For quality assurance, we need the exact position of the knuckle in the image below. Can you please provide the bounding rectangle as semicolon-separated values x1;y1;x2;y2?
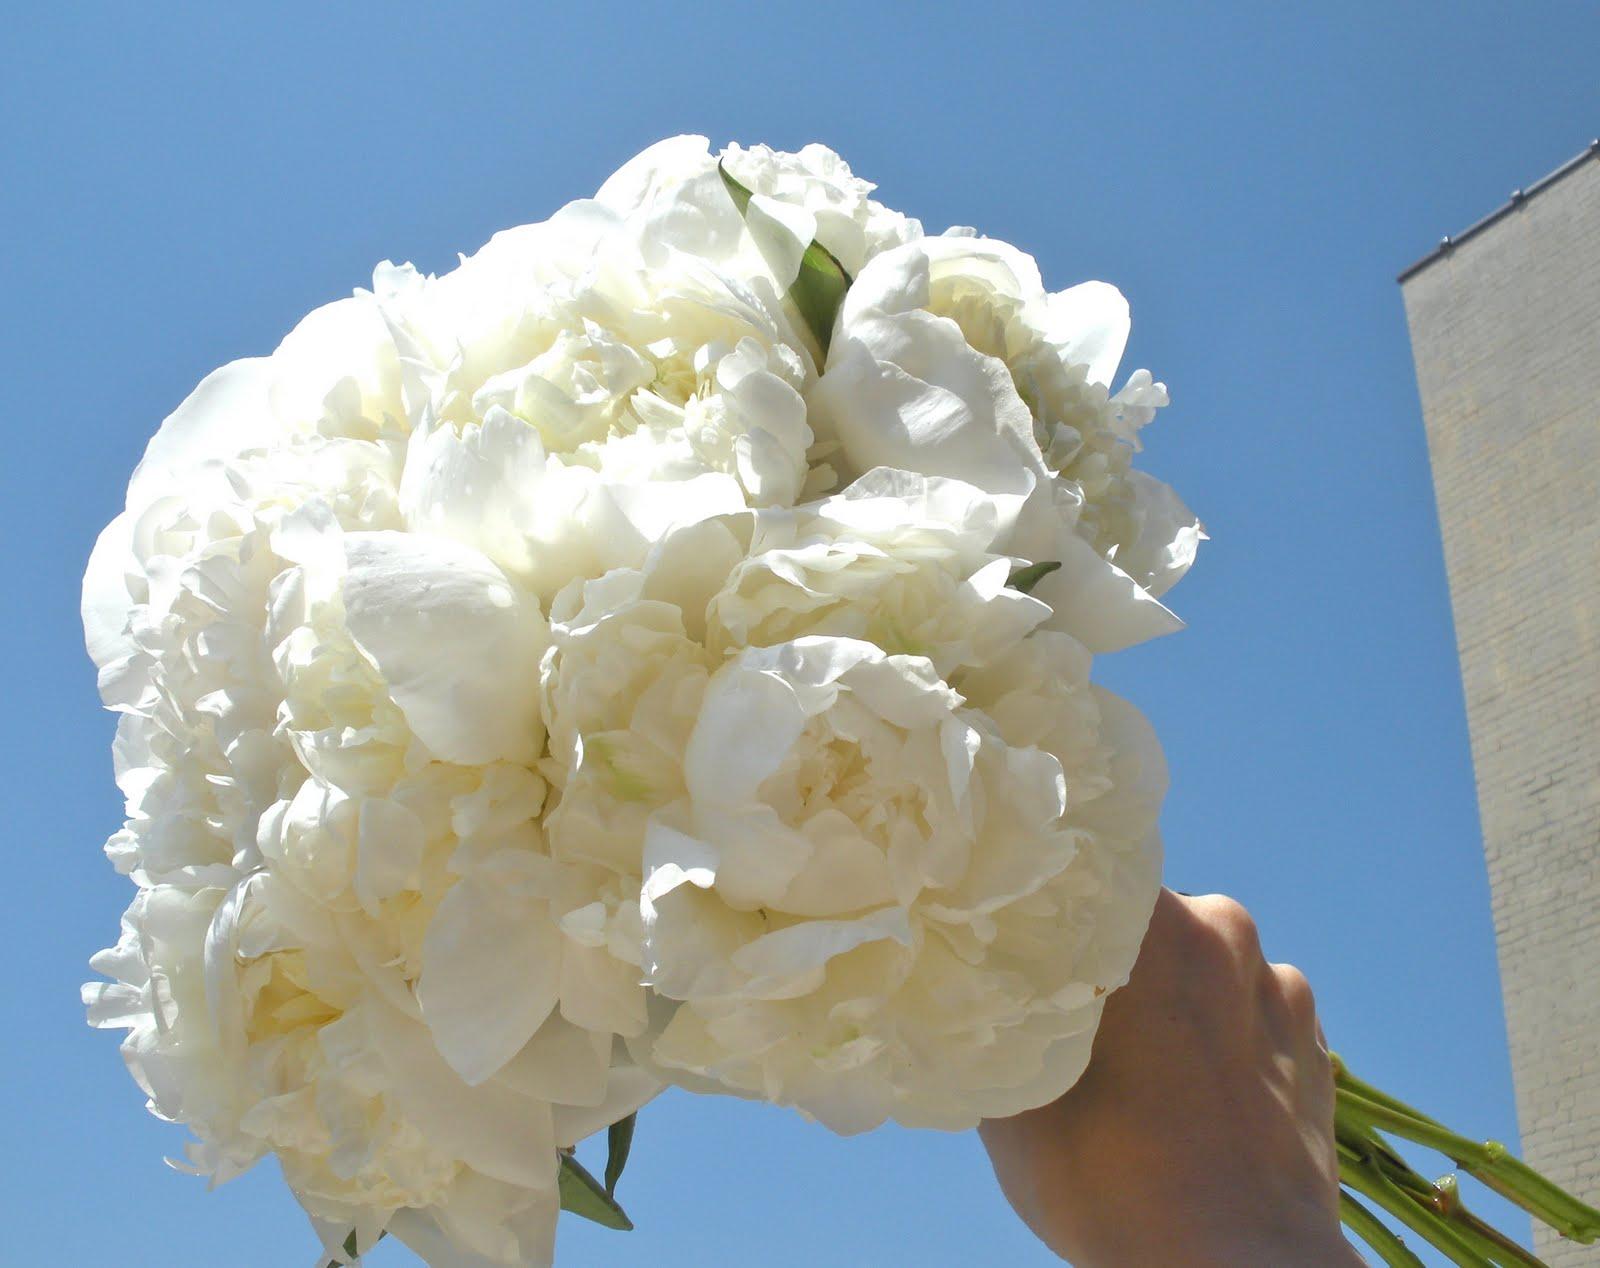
1189;893;1261;958
1271;961;1318;1019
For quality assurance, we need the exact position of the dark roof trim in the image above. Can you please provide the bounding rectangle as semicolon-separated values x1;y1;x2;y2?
1397;138;1600;283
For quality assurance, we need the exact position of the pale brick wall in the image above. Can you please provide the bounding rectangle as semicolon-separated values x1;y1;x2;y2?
1401;150;1600;1265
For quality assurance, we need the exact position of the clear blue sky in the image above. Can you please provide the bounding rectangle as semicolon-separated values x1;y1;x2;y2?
3;4;1594;1264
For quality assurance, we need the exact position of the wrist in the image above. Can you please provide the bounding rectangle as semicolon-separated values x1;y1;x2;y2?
1068;1199;1362;1268
1181;1228;1364;1268
1148;1212;1362;1268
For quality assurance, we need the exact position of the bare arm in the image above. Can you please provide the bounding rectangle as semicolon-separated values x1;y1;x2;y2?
980;890;1364;1267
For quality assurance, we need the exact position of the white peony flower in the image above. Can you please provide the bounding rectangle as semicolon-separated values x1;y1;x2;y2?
83;432;657;1264
84;136;1193;1264
718;140;923;279
705;467;1046;677
632;630;1163;1132
595;135;922;292
377;183;828;604
537;481;1165;1135
810;234;1204;653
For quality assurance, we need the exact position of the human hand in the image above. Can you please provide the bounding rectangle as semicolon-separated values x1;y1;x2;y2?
980;890;1363;1266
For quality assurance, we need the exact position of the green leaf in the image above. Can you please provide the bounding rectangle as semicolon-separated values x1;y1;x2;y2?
559;1152;635;1231
718;161;852;357
323;1228;384;1267
790;239;851;357
1008;560;1061;594
718;161;754;217
605;1111;637;1196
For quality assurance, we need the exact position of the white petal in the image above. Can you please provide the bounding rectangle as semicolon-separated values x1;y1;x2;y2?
838;235;1042;324
836;237;930;324
388;1190;558;1268
593;134;751;270
593;135;714;218
1116;470;1206;599
640;821;720;919
824;468;1014;547
1031;531;1184;654
126;357;277;510
417;877;562;1086
921;234;1045;303
368;1001;559;1191
81;510;137;677
203;875;263;1061
683;659;807;804
81;981;146;1029
399;412;553;591
400;412;747;601
1039;281;1130;387
299;1204;367;1268
600;471;749;550
493;1013;610;1106
557;942;648;1037
354;797;425;914
1080;687;1170;834
549;1062;660;1149
729;907;913;998
814;311;1041;495
341;531;546;765
269;293;399;430
744;192;817;290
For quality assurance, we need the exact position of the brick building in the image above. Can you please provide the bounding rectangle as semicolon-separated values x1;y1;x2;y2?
1400;141;1600;1264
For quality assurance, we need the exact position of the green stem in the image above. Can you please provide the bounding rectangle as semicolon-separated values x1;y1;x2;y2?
1332;1054;1447;1128
1338;1148;1494;1268
1337;1109;1450;1212
1434;1209;1542;1268
1337;1088;1599;1241
1335;1104;1501;1266
1336;1098;1552;1266
1338;1125;1496;1266
1340;1190;1428;1267
1368;1139;1445;1202
1433;1177;1549;1268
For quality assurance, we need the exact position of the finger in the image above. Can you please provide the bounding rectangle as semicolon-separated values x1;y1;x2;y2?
1268;961;1317;1029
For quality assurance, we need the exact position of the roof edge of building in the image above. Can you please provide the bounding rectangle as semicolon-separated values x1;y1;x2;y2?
1397;138;1600;284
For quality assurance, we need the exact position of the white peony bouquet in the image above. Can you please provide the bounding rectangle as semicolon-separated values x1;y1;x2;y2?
83;138;1595;1267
